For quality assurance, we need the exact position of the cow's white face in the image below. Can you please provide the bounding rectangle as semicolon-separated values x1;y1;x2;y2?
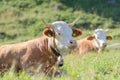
94;29;107;49
48;21;81;55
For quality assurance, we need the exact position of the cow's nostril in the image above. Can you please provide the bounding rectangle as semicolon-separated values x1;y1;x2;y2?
69;40;76;44
103;43;107;47
70;41;73;44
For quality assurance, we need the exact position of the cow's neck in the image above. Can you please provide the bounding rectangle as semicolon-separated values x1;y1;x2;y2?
49;44;61;57
48;37;60;52
48;37;63;67
48;37;71;55
48;37;61;57
93;38;101;53
36;36;63;63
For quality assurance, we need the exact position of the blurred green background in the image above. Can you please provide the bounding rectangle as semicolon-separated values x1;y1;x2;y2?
0;0;120;44
0;1;120;80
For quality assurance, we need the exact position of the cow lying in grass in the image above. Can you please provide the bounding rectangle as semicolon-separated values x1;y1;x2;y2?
75;29;112;54
0;19;82;76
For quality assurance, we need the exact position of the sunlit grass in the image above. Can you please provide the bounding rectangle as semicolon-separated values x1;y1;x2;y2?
0;0;120;80
0;49;120;80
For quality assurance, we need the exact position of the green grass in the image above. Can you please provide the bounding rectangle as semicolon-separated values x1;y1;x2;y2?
0;50;120;80
0;0;120;80
0;0;120;44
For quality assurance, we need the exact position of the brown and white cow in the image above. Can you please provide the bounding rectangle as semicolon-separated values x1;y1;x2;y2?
0;19;82;76
76;29;112;54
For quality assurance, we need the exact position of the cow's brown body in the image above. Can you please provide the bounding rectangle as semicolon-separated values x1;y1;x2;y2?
75;38;98;54
0;36;58;75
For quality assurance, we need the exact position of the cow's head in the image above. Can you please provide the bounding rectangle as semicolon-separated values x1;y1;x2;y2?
42;19;82;55
87;29;112;53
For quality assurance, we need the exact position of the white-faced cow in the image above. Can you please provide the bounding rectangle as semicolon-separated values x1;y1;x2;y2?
76;29;112;54
0;19;82;76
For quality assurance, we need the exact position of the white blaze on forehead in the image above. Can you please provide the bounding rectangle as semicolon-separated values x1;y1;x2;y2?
52;21;72;35
50;21;75;55
94;29;107;48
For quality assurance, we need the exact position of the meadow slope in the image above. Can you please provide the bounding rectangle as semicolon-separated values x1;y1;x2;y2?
0;0;120;80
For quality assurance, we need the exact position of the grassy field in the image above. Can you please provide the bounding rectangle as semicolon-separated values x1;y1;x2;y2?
0;50;120;80
0;0;120;80
0;29;120;80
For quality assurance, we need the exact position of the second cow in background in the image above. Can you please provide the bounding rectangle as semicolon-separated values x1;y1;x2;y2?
75;29;112;54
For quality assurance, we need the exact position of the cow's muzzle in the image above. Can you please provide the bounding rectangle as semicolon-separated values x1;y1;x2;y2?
102;43;107;48
69;40;77;49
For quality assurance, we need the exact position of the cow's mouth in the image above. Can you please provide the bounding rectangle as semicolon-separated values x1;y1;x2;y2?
102;45;107;48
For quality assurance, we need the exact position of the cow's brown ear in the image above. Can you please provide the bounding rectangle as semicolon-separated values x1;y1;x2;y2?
43;28;55;37
87;35;95;40
106;36;112;40
72;28;82;37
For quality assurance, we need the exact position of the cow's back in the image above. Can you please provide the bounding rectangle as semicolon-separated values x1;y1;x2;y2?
0;37;57;74
0;42;28;71
19;37;57;73
77;39;96;54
